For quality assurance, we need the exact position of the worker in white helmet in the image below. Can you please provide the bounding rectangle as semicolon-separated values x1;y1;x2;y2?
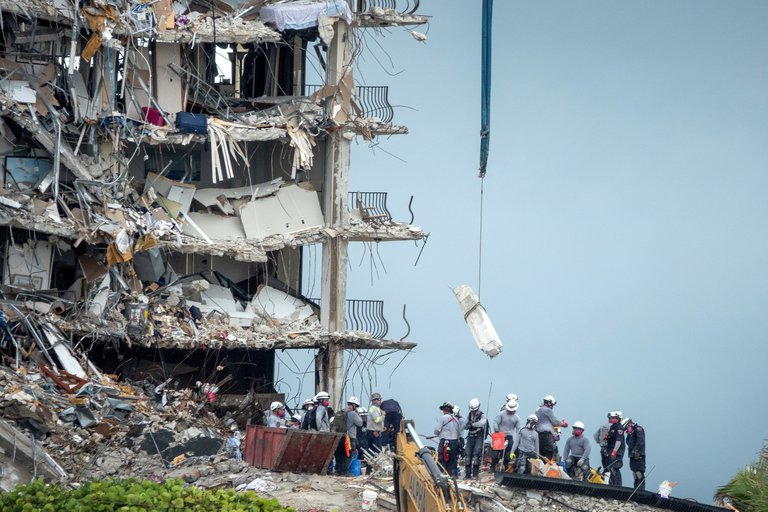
563;421;591;480
510;414;540;474
605;411;626;486
491;398;520;472
593;411;616;470
463;398;488;480
535;395;567;461
267;401;286;428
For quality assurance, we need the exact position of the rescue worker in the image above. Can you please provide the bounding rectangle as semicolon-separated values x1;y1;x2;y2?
562;421;591;481
510;414;540;474
312;391;331;432
357;407;371;474
492;398;520;471
499;393;519;411
299;398;315;429
605;411;626;486
267;401;286;428
593;412;614;470
341;397;363;475
535;395;567;461
452;405;466;477
367;392;385;454
463;398;488;480
624;418;646;490
434;402;461;477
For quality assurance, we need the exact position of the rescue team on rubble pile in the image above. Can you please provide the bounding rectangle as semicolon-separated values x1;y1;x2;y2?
262;391;399;477
260;392;646;488
434;394;646;490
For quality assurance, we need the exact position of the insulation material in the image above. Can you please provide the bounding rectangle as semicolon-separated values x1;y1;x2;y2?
3;240;53;290
239;184;323;240
453;284;503;358
251;286;317;326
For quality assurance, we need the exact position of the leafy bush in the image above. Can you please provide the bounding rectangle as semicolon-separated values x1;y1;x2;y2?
716;446;768;511
0;478;294;512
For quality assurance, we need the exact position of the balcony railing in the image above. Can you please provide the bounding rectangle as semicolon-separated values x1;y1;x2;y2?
305;85;394;124
352;0;421;14
308;298;389;339
349;191;393;224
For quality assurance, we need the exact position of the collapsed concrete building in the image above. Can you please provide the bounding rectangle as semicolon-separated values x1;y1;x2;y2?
0;0;428;484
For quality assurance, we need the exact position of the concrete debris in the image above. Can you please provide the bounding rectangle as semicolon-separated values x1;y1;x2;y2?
0;0;429;499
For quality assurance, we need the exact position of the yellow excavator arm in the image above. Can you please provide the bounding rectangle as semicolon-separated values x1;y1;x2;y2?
395;420;467;512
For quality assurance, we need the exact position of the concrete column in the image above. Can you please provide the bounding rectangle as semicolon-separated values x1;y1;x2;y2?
318;20;352;409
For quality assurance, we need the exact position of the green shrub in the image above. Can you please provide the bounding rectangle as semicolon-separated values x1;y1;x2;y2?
716;450;768;512
0;478;294;512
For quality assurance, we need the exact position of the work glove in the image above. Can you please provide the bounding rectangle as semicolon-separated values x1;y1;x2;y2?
578;458;586;467
509;452;516;461
561;420;568;428
373;431;379;438
611;450;617;458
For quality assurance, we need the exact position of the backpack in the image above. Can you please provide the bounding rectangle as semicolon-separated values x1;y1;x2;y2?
331;410;348;433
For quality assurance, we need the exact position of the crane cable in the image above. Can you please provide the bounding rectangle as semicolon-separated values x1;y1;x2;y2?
478;0;493;298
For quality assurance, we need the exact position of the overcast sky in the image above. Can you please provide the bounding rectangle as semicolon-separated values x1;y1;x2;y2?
288;0;768;501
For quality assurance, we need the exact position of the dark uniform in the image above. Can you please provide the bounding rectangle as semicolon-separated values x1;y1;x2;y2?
606;421;626;486
463;409;487;479
627;422;646;490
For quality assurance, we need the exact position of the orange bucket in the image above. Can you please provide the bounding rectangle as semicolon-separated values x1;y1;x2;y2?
491;432;506;451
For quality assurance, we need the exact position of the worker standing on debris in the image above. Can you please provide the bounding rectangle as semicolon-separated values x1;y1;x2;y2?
594;412;614;471
312;391;331;432
562;421;591;481
434;402;461;477
299;398;315;429
492;398;520;471
606;411;626;486
510;414;540;474
267;401;287;428
624;418;646;490
535;395;567;461
334;397;363;476
367;392;385;454
463;398;488;480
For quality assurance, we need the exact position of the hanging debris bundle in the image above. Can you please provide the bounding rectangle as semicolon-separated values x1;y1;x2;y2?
453;284;503;358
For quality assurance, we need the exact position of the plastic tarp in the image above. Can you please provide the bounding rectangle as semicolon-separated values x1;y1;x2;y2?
260;0;351;31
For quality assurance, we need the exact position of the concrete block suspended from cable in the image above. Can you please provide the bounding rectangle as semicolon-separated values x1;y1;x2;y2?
453;285;502;358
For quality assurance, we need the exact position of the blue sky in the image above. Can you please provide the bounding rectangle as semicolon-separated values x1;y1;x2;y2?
278;0;768;501
338;0;768;501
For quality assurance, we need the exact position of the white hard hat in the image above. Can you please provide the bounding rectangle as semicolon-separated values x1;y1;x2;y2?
527;414;538;422
469;398;480;410
270;401;284;411
453;405;461;415
505;400;518;412
505;393;518;403
303;398;315;407
573;421;585;430
357;407;367;415
609;410;623;419
347;396;361;406
621;417;631;427
315;391;330;401
543;395;557;405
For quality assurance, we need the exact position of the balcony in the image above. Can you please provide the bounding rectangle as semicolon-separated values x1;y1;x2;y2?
353;0;421;15
309;298;389;339
349;191;393;225
305;85;394;124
